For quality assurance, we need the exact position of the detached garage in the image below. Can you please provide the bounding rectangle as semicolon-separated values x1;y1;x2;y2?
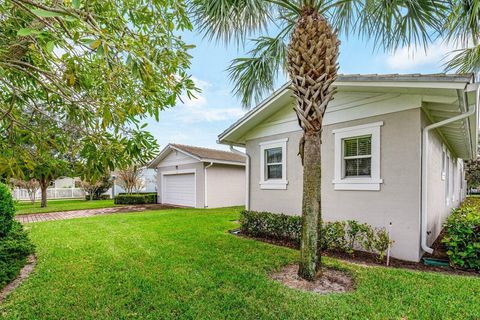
148;144;246;208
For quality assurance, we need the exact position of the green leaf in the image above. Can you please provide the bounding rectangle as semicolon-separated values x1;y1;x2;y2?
46;41;55;53
90;39;101;50
72;0;81;9
17;28;39;36
32;9;64;18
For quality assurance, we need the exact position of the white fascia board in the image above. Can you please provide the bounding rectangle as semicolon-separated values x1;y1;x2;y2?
335;81;468;90
201;159;246;166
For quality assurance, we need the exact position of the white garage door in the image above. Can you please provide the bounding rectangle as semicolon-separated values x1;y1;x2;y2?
162;173;195;207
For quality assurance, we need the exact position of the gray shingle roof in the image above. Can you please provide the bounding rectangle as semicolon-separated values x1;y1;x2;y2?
171;144;245;163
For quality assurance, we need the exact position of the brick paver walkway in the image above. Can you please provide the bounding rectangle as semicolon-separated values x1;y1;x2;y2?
16;204;176;224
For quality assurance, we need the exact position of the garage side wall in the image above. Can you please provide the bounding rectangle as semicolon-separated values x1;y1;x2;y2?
206;164;246;208
156;162;205;208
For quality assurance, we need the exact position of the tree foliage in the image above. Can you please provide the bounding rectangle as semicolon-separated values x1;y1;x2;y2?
0;0;196;177
116;166;144;195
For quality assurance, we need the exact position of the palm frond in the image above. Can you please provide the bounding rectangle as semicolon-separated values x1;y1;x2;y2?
356;0;447;52
227;32;290;108
444;45;480;73
444;0;480;46
188;0;272;44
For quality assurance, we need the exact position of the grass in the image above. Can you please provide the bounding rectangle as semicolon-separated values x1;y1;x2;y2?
1;207;479;319
15;199;119;215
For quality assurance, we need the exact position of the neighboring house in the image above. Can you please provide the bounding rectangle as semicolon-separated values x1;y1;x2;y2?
218;73;479;262
148;144;246;208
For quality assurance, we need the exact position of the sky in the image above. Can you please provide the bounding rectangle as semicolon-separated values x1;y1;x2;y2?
144;29;459;151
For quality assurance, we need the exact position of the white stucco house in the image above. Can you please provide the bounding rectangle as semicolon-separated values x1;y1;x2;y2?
148;144;246;208
218;73;479;262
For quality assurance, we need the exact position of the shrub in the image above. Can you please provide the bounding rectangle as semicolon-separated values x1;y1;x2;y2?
0;221;35;287
240;210;393;260
0;182;35;287
442;205;480;270
85;194;111;201
0;182;15;237
239;210;301;245
114;193;157;205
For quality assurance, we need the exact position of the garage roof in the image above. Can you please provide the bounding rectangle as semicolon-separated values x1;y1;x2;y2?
148;143;245;168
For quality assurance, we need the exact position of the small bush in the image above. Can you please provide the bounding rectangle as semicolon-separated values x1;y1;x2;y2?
0;183;15;237
442;205;480;270
0;221;35;287
0;182;35;287
85;194;111;201
240;210;393;260
114;193;157;205
239;210;301;245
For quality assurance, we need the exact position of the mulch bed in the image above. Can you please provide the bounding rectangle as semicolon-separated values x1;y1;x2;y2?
270;264;354;294
0;255;37;304
229;230;479;277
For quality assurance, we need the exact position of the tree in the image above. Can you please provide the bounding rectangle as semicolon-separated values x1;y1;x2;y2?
80;175;112;200
116;166;144;195
0;0;197;177
11;178;40;204
444;0;480;73
189;0;446;280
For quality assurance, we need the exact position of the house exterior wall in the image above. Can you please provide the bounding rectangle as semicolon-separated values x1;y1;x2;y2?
422;112;467;246
156;162;205;208
206;164;245;208
246;109;425;261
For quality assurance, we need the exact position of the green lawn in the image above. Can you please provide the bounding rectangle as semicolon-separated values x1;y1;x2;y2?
15;199;119;215
1;207;479;319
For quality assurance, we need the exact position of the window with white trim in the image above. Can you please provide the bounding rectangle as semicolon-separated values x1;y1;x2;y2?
333;122;383;191
259;138;288;189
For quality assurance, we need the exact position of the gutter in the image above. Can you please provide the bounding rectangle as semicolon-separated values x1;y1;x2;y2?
204;162;214;208
230;146;250;210
420;86;478;254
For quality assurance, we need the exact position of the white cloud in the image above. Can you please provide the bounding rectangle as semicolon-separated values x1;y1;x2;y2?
386;41;459;71
176;76;245;123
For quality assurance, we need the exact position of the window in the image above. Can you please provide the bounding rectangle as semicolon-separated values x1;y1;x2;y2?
259;138;288;189
343;136;372;177
333;122;383;191
441;146;446;180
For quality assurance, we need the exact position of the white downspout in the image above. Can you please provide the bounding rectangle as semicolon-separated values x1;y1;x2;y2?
421;87;477;254
230;146;250;210
204;162;214;208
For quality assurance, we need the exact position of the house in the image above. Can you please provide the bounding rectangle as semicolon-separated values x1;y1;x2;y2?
148;144;246;208
218;73;479;262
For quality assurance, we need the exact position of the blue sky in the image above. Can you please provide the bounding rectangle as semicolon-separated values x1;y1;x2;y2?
145;30;456;151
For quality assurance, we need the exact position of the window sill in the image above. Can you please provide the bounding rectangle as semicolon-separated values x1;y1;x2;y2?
260;180;288;190
332;178;383;191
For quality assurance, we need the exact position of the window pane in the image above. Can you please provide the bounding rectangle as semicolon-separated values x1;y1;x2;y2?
344;138;358;157
357;137;371;156
266;147;282;164
345;158;371;177
267;164;282;179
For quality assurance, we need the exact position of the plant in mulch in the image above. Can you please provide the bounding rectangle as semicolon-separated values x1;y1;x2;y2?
0;182;35;288
442;205;480;271
239;210;393;262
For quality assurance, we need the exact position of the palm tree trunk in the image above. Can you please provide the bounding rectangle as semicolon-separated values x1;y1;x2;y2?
287;8;339;280
298;131;322;280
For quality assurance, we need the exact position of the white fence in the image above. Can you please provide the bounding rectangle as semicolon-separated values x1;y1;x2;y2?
12;188;85;201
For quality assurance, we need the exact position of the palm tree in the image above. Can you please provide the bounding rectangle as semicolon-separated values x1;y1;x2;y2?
189;0;446;281
444;0;480;73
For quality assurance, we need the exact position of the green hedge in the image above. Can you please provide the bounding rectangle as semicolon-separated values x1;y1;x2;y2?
0;182;35;288
240;210;393;260
114;193;157;205
442;204;480;270
85;194;111;201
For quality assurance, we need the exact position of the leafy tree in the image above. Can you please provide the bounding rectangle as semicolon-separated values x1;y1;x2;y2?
116;166;144;195
80;175;112;200
10;178;40;204
189;0;446;280
0;0;196;176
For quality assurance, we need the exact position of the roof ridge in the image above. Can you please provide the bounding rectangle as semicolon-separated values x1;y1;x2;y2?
171;143;238;154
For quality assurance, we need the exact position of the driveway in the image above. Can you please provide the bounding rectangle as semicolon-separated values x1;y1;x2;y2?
16;204;176;223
